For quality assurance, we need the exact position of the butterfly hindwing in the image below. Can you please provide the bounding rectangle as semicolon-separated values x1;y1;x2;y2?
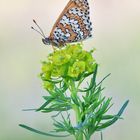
49;0;92;46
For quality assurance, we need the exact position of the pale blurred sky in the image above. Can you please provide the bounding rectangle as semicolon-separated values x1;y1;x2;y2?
0;0;140;140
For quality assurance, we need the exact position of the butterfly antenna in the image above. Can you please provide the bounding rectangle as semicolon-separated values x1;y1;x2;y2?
31;26;45;38
33;19;46;37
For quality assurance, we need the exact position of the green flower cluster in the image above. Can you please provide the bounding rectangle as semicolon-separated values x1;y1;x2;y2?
40;43;97;90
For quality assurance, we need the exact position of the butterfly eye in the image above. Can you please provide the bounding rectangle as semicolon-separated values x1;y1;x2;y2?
42;38;46;44
42;38;50;45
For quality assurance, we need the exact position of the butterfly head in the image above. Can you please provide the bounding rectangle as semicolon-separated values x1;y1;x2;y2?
42;37;51;45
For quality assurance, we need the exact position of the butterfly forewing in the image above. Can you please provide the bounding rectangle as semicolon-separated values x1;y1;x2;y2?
49;0;92;46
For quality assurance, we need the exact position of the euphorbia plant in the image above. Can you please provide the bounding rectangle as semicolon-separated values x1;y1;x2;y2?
20;43;129;140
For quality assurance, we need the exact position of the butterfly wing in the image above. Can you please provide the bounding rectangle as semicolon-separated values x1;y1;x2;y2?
49;0;92;46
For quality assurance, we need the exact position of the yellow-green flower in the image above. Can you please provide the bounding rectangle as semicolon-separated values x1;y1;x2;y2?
42;62;52;72
66;44;82;59
78;51;95;63
43;81;54;91
51;64;67;77
40;43;97;82
86;63;97;73
68;61;86;78
52;50;71;66
41;62;53;80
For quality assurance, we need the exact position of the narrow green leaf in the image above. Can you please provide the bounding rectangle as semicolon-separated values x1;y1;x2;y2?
19;124;70;137
97;98;112;116
78;64;98;92
96;100;129;130
41;76;63;84
96;73;111;87
84;97;105;114
43;96;53;100
117;100;129;116
22;109;36;111
101;115;116;120
90;64;98;87
41;106;71;112
36;98;54;111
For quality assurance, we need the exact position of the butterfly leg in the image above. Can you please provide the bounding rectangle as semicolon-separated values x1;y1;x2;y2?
52;46;56;51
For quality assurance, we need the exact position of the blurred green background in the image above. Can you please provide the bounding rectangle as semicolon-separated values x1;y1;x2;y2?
0;0;139;140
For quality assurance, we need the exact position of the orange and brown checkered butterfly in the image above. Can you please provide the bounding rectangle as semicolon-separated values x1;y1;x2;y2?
32;0;93;47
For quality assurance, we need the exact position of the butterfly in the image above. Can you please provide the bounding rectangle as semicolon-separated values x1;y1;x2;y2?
32;0;93;47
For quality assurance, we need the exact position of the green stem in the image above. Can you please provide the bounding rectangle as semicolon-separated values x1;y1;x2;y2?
74;107;83;140
73;104;81;123
70;80;84;140
101;131;103;140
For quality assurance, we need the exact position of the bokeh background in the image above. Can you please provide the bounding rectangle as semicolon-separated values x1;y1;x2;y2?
0;0;139;140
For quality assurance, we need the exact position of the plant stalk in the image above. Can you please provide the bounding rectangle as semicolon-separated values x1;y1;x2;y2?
70;80;84;140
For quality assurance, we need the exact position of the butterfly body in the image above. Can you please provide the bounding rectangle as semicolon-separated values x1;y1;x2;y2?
33;0;93;48
42;36;68;46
